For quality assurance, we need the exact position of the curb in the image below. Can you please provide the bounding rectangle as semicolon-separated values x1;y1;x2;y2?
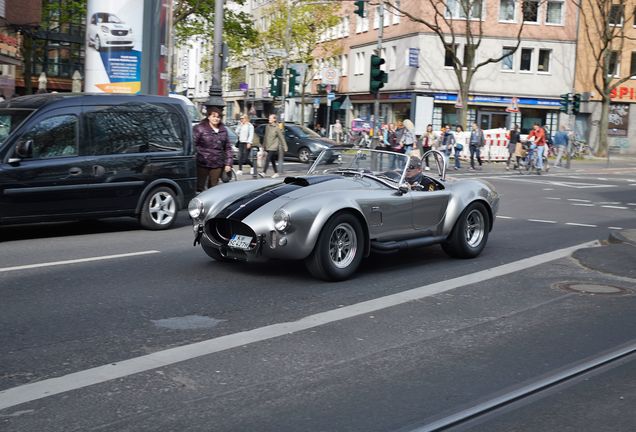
608;229;636;246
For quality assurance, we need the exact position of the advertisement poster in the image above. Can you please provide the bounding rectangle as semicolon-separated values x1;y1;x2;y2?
85;0;143;93
608;104;629;137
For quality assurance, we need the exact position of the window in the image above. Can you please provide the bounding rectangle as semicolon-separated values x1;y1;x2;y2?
17;115;78;159
501;47;514;70
499;0;516;21
444;44;458;67
608;51;620;76
538;49;551;72
373;6;380;29
545;1;563;24
392;0;401;24
463;44;476;68
390;46;397;70
381;48;387;71
446;0;483;19
85;104;185;155
609;4;623;26
343;17;350;37
355;15;363;33
522;0;539;23
520;48;533;71
341;54;348;76
355;52;366;75
631;52;636;77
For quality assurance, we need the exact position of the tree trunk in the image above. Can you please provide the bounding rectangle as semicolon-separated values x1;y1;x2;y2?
597;96;610;157
458;86;469;129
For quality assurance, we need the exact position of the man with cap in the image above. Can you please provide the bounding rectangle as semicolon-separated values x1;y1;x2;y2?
404;156;425;190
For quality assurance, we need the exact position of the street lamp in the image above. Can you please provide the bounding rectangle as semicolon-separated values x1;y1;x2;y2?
204;0;226;113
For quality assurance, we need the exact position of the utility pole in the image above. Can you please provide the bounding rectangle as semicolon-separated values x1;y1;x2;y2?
276;0;294;175
372;0;384;149
204;0;225;111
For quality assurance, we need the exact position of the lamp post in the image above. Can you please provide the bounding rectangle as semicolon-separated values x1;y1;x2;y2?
204;0;226;113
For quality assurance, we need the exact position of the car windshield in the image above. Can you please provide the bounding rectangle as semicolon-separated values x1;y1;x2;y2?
105;14;122;23
0;109;34;145
308;148;411;185
287;125;320;138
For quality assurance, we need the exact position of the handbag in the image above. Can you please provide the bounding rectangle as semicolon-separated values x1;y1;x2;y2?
256;149;268;170
455;143;463;151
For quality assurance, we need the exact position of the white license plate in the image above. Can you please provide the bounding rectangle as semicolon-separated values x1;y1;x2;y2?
228;234;252;250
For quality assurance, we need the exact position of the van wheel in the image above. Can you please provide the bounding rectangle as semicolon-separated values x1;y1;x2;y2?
140;186;177;230
94;36;102;51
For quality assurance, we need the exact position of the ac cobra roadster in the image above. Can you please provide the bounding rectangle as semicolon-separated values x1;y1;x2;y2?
189;148;499;281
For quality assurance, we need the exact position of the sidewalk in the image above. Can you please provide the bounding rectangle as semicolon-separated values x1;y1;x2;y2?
573;230;636;280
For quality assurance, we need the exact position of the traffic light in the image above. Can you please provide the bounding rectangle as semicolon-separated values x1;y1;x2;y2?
559;93;570;114
572;93;581;114
269;67;283;97
354;0;365;18
288;67;301;97
369;54;388;94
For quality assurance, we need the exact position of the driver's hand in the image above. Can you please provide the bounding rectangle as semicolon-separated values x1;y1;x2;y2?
224;165;232;172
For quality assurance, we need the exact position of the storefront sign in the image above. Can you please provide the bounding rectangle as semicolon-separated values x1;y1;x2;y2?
608;104;629;137
610;85;636;101
434;93;561;107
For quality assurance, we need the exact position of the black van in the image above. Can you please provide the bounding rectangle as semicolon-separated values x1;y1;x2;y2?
0;93;196;229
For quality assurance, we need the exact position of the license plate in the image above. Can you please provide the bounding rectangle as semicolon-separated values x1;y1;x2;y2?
228;234;252;250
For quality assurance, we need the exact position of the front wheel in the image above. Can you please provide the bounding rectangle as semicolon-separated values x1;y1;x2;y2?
201;237;234;262
442;202;490;259
298;147;312;163
139;186;178;230
94;35;102;51
305;212;364;281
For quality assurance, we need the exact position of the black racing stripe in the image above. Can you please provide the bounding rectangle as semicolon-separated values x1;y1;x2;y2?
217;175;341;221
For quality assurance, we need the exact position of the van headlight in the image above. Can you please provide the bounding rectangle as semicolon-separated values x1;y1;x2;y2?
273;209;291;232
188;198;204;219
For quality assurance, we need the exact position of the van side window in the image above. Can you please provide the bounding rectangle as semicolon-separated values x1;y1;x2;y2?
14;115;78;159
85;104;185;155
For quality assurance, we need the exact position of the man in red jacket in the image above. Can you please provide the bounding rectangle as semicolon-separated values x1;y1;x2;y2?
527;122;546;173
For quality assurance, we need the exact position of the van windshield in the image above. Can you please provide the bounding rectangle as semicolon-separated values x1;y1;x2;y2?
0;110;34;145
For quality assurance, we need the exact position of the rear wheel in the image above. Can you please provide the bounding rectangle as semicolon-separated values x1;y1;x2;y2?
298;147;311;163
139;186;177;230
442;202;490;259
305;212;364;281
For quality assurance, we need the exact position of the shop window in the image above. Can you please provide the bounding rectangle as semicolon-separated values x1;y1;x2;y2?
520;48;533;71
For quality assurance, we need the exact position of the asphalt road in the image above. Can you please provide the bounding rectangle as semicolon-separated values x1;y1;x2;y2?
1;158;635;431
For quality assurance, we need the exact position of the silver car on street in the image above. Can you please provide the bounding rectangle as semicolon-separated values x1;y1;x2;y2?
189;149;499;281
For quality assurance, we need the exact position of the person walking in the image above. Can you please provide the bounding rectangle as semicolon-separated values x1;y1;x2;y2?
333;119;343;144
440;125;455;168
235;114;254;175
506;124;521;170
193;107;233;192
400;119;416;155
552;125;569;168
527;122;547;174
421;124;437;170
453;125;466;170
469;122;484;170
262;114;288;178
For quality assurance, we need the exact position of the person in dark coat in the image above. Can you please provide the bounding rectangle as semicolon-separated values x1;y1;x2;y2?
193;107;233;192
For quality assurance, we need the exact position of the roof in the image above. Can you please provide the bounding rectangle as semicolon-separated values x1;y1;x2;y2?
0;93;186;110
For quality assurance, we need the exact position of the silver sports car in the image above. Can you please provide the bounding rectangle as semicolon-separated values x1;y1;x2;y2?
189;148;499;281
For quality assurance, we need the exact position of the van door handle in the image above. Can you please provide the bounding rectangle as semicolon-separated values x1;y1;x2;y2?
69;167;82;176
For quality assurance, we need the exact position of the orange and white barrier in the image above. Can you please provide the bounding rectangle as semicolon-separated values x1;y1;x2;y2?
483;128;509;162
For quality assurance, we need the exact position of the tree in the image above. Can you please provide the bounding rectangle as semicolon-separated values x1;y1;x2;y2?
385;0;526;129
249;0;342;124
573;0;636;156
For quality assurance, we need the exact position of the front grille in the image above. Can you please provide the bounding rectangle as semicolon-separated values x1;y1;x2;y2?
111;30;128;36
207;218;257;248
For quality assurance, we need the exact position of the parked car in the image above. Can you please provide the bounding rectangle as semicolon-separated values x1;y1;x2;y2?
87;12;134;51
254;123;338;163
188;148;499;281
169;93;202;127
0;93;196;229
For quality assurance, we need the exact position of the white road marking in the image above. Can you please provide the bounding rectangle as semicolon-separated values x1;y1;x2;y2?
565;222;598;228
608;227;624;230
567;199;591;202
598;202;621;205
572;203;595;207
496;216;514;219
0;241;602;411
0;251;161;273
628;203;636;206
545;197;561;200
528;219;557;224
601;205;629;210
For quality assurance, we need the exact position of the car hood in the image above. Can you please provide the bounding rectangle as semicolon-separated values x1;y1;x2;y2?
298;137;336;147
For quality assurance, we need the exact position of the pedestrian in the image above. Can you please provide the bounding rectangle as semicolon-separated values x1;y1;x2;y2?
527;122;547;173
235;114;254;175
394;120;405;148
421;124;437;171
506;124;521;170
468;122;484;170
440;124;455;168
314;123;322;136
261;113;288;178
453;125;466;170
552;125;569;168
400;119;416;155
193;107;233;192
333;119;343;144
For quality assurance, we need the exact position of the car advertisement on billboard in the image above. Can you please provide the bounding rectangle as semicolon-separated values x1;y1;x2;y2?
85;0;143;94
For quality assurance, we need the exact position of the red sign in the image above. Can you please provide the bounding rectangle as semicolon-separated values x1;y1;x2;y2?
610;86;636;101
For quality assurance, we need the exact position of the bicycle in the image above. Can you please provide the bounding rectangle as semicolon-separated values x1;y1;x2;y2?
516;142;549;175
569;140;593;159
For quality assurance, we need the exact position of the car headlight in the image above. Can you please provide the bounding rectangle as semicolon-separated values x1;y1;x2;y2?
188;198;204;219
273;208;291;232
101;25;109;33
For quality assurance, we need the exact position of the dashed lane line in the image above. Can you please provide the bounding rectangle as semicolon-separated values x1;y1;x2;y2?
565;222;598;228
601;205;629;210
572;203;595;207
0;241;601;411
528;219;557;224
0;251;161;273
496;216;622;230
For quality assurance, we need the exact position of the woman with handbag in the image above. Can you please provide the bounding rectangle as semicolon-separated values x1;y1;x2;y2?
193;107;233;192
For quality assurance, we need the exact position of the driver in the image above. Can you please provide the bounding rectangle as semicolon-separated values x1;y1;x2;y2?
404;156;425;191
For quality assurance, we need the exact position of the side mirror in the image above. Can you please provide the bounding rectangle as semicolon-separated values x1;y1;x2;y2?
398;183;410;194
14;139;33;159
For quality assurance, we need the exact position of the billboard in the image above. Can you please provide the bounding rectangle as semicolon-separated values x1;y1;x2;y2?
85;0;144;93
